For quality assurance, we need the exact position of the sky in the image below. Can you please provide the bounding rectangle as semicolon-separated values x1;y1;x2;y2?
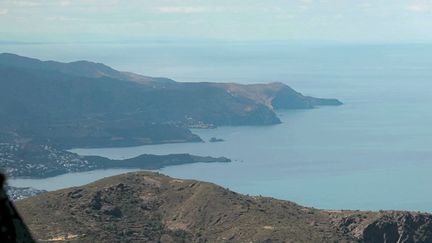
1;0;432;43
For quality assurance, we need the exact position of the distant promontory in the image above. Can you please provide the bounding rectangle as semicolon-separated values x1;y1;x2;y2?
0;53;342;149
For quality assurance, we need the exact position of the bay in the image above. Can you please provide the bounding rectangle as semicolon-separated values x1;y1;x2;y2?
4;42;432;211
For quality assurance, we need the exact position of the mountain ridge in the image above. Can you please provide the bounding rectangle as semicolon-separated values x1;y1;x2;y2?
0;53;171;85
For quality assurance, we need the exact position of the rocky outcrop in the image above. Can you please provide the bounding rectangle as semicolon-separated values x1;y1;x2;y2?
337;212;432;243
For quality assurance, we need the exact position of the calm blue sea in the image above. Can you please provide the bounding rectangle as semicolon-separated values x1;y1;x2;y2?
5;42;432;212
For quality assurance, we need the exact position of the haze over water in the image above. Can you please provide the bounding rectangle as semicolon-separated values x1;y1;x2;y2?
5;42;432;212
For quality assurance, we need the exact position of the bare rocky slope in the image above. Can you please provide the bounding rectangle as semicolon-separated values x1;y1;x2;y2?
16;172;432;243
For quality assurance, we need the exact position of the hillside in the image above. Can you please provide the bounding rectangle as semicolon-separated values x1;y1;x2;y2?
16;172;432;243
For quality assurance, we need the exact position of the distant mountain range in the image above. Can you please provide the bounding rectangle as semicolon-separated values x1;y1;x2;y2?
16;172;432;242
0;53;341;149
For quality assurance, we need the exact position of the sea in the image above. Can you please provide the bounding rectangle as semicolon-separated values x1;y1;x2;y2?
4;41;432;212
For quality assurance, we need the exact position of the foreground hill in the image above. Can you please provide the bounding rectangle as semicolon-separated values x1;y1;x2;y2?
0;53;341;149
16;172;432;243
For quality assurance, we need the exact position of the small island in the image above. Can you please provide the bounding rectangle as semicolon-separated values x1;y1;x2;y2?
209;137;225;143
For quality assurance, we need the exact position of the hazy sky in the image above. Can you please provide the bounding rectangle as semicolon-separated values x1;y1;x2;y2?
1;0;432;43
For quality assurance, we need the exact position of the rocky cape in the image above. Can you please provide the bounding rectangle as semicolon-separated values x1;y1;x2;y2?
16;172;432;243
